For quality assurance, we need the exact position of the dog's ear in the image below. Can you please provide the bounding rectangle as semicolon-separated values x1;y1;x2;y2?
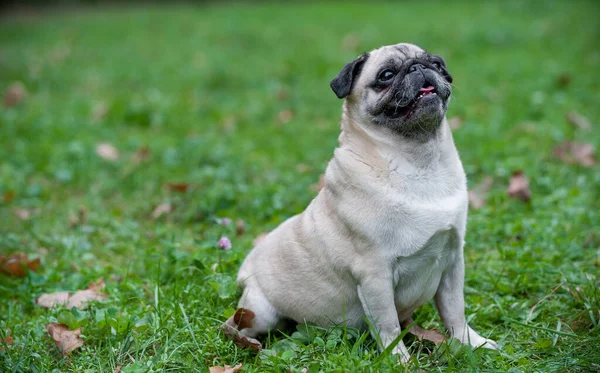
330;52;369;99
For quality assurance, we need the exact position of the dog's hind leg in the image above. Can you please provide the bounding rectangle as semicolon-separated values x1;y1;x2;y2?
220;284;282;351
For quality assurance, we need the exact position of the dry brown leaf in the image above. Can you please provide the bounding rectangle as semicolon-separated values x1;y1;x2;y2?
87;277;105;292
566;111;592;131
69;206;87;228
132;146;150;163
3;81;28;108
233;308;255;330
151;203;173;219
3;191;15;203
96;143;119;161
468;177;493;210
408;325;446;345
3;335;14;346
554;141;596;167
556;73;571;88
1;253;40;277
235;220;246;236
46;323;83;356
113;365;122;373
1;334;14;351
507;170;531;202
277;109;293;124
467;191;485;210
402;318;446;345
310;174;326;192
166;183;190;193
276;87;290;101
447;116;463;130
209;364;243;373
13;208;31;220
221;310;262;352
66;289;106;309
37;279;107;309
36;291;71;308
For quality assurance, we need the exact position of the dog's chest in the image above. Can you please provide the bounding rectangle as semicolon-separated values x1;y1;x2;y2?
372;186;467;257
391;227;457;314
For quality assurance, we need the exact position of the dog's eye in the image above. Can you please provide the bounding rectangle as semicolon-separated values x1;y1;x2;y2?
432;61;442;71
377;69;395;82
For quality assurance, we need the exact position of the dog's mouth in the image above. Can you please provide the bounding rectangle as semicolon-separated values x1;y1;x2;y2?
384;84;439;120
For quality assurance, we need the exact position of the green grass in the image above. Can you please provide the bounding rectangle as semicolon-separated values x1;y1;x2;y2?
1;1;599;372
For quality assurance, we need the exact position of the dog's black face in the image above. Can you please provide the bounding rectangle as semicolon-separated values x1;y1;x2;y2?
331;43;453;140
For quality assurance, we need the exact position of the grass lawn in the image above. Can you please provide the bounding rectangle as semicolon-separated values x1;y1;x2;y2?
1;0;599;371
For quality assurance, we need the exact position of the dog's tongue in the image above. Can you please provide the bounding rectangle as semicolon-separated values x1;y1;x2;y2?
419;86;435;93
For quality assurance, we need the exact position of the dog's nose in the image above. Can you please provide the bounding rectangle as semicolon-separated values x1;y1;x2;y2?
408;63;427;73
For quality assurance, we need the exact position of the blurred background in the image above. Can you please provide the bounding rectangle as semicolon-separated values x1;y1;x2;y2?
1;1;599;372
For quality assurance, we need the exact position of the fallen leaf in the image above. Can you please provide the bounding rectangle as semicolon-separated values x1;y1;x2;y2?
36;291;72;308
69;206;87;228
407;325;446;345
113;365;122;373
233;308;255;330
151;203;173;219
235;220;246;236
166;183;190;193
1;334;14;351
566;111;592;131
1;253;40;277
3;81;27;108
253;233;268;246
87;277;105;292
507;170;531;202
468;177;493;210
13;208;31;220
66;289;106;309
132;146;151;163
310;174;326;192
276;87;290;101
554;141;596;167
46;323;83;355
3;191;14;203
447;116;463;130
556;73;571;88
221;309;262;352
96;143;119;161
277;109;293;124
36;279;107;309
209;364;243;373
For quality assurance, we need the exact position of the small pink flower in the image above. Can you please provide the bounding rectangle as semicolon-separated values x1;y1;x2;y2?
218;236;232;250
219;217;232;226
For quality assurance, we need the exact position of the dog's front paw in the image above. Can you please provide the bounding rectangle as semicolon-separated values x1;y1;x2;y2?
475;337;498;350
458;326;498;350
391;343;411;364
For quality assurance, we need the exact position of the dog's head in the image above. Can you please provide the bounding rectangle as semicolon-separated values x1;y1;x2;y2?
331;43;453;140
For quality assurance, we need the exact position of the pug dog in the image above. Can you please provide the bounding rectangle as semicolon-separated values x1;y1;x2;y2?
222;43;498;362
